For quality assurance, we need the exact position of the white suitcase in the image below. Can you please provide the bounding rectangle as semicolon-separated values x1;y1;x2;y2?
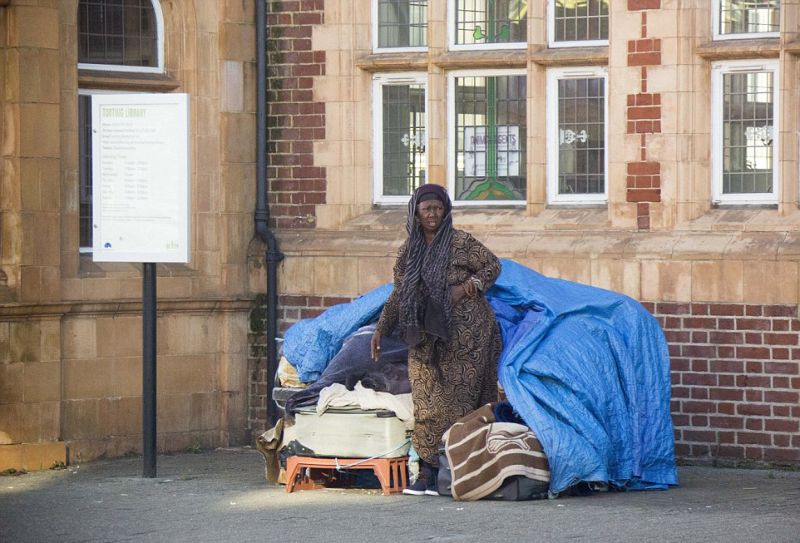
293;407;411;458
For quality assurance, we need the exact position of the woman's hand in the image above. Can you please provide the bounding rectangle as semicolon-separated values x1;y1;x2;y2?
451;277;481;305
370;329;382;362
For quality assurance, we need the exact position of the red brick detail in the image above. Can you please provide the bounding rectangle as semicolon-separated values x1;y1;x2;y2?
267;0;326;229
628;39;662;66
628;0;660;10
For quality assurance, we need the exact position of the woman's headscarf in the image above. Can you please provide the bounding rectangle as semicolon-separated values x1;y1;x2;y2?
397;184;454;361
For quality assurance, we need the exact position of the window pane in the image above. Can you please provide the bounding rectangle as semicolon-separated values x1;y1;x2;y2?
78;0;158;67
720;0;779;35
378;0;427;48
557;76;605;195
721;71;774;194
382;83;427;196
455;0;527;46
79;95;93;248
553;0;609;43
455;75;526;201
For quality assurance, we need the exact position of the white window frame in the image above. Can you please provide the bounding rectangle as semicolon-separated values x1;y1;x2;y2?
711;60;780;205
546;66;608;206
372;73;428;205
372;0;428;53
447;0;528;51
547;0;609;49
78;0;165;74
447;68;527;207
712;0;780;41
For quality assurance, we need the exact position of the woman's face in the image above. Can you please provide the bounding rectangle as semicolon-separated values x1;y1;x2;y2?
416;199;445;236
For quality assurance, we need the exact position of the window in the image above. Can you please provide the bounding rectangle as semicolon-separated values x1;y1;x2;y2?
713;0;780;40
548;0;609;47
78;0;165;250
449;70;526;203
711;60;779;204
546;67;607;205
449;0;527;50
374;0;428;51
78;0;164;72
373;75;428;203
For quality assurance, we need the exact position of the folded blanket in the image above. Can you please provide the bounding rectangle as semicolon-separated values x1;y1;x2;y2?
443;403;550;501
317;382;414;426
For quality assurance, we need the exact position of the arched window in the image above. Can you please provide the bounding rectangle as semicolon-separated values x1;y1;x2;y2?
77;0;166;250
78;0;164;73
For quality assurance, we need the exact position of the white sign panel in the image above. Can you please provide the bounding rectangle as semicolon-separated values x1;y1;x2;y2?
92;93;190;263
463;125;520;177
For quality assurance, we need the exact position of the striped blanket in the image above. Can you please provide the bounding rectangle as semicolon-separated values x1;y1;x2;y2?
443;403;550;501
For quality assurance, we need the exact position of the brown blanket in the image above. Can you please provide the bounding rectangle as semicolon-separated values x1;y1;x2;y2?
443;403;550;501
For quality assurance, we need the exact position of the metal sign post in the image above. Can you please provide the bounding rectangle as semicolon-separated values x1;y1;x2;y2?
142;262;157;478
91;93;190;478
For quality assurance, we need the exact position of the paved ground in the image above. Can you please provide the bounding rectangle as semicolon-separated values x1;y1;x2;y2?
1;447;799;543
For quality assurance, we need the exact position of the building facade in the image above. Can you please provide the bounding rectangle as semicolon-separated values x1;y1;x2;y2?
2;0;798;472
253;0;800;466
1;0;259;469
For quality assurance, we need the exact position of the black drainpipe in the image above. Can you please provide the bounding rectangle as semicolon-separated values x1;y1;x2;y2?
255;0;283;428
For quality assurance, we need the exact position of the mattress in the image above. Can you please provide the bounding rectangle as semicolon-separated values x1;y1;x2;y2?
293;406;411;458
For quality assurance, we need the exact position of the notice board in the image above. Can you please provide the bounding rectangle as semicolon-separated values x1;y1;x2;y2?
91;93;190;263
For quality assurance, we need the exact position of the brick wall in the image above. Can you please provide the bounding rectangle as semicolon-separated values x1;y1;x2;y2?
648;302;800;465
266;0;326;229
250;296;800;467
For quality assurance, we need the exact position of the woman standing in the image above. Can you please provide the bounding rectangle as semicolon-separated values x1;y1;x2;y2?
371;184;502;496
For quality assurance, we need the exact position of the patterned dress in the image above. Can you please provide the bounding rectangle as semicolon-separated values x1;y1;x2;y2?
376;229;502;465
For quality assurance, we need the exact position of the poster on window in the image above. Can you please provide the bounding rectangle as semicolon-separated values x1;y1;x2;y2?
463;125;520;177
91;93;190;263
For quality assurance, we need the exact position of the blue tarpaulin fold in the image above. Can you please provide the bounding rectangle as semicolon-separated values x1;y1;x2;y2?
281;259;677;493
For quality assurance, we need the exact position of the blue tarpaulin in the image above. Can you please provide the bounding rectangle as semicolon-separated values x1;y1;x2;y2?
281;259;677;493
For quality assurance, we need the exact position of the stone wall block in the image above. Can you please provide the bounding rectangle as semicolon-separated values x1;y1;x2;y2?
196;96;221;137
221;23;255;62
156;394;193;433
19;103;59;158
100;396;141;437
7;6;60;49
22;361;60;403
189;392;220;431
357;256;394;294
221;61;244;113
0;363;23;404
277;256;315;295
62;399;100;440
155;276;192;299
159;315;217;356
742;261;799;305
96;316;141;358
221;114;255;163
62;317;96;359
0;322;10;364
18;265;41;302
195;212;220;253
10;320;41;364
112;357;141;398
313;256;359;296
540;258;591;285
691;260;744;302
221;162;253;214
158;354;217;395
18;48;60;104
63;358;114;400
591;259;642;299
641;260;692;301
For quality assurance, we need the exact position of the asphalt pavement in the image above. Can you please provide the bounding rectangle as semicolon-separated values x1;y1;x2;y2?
1;447;799;543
